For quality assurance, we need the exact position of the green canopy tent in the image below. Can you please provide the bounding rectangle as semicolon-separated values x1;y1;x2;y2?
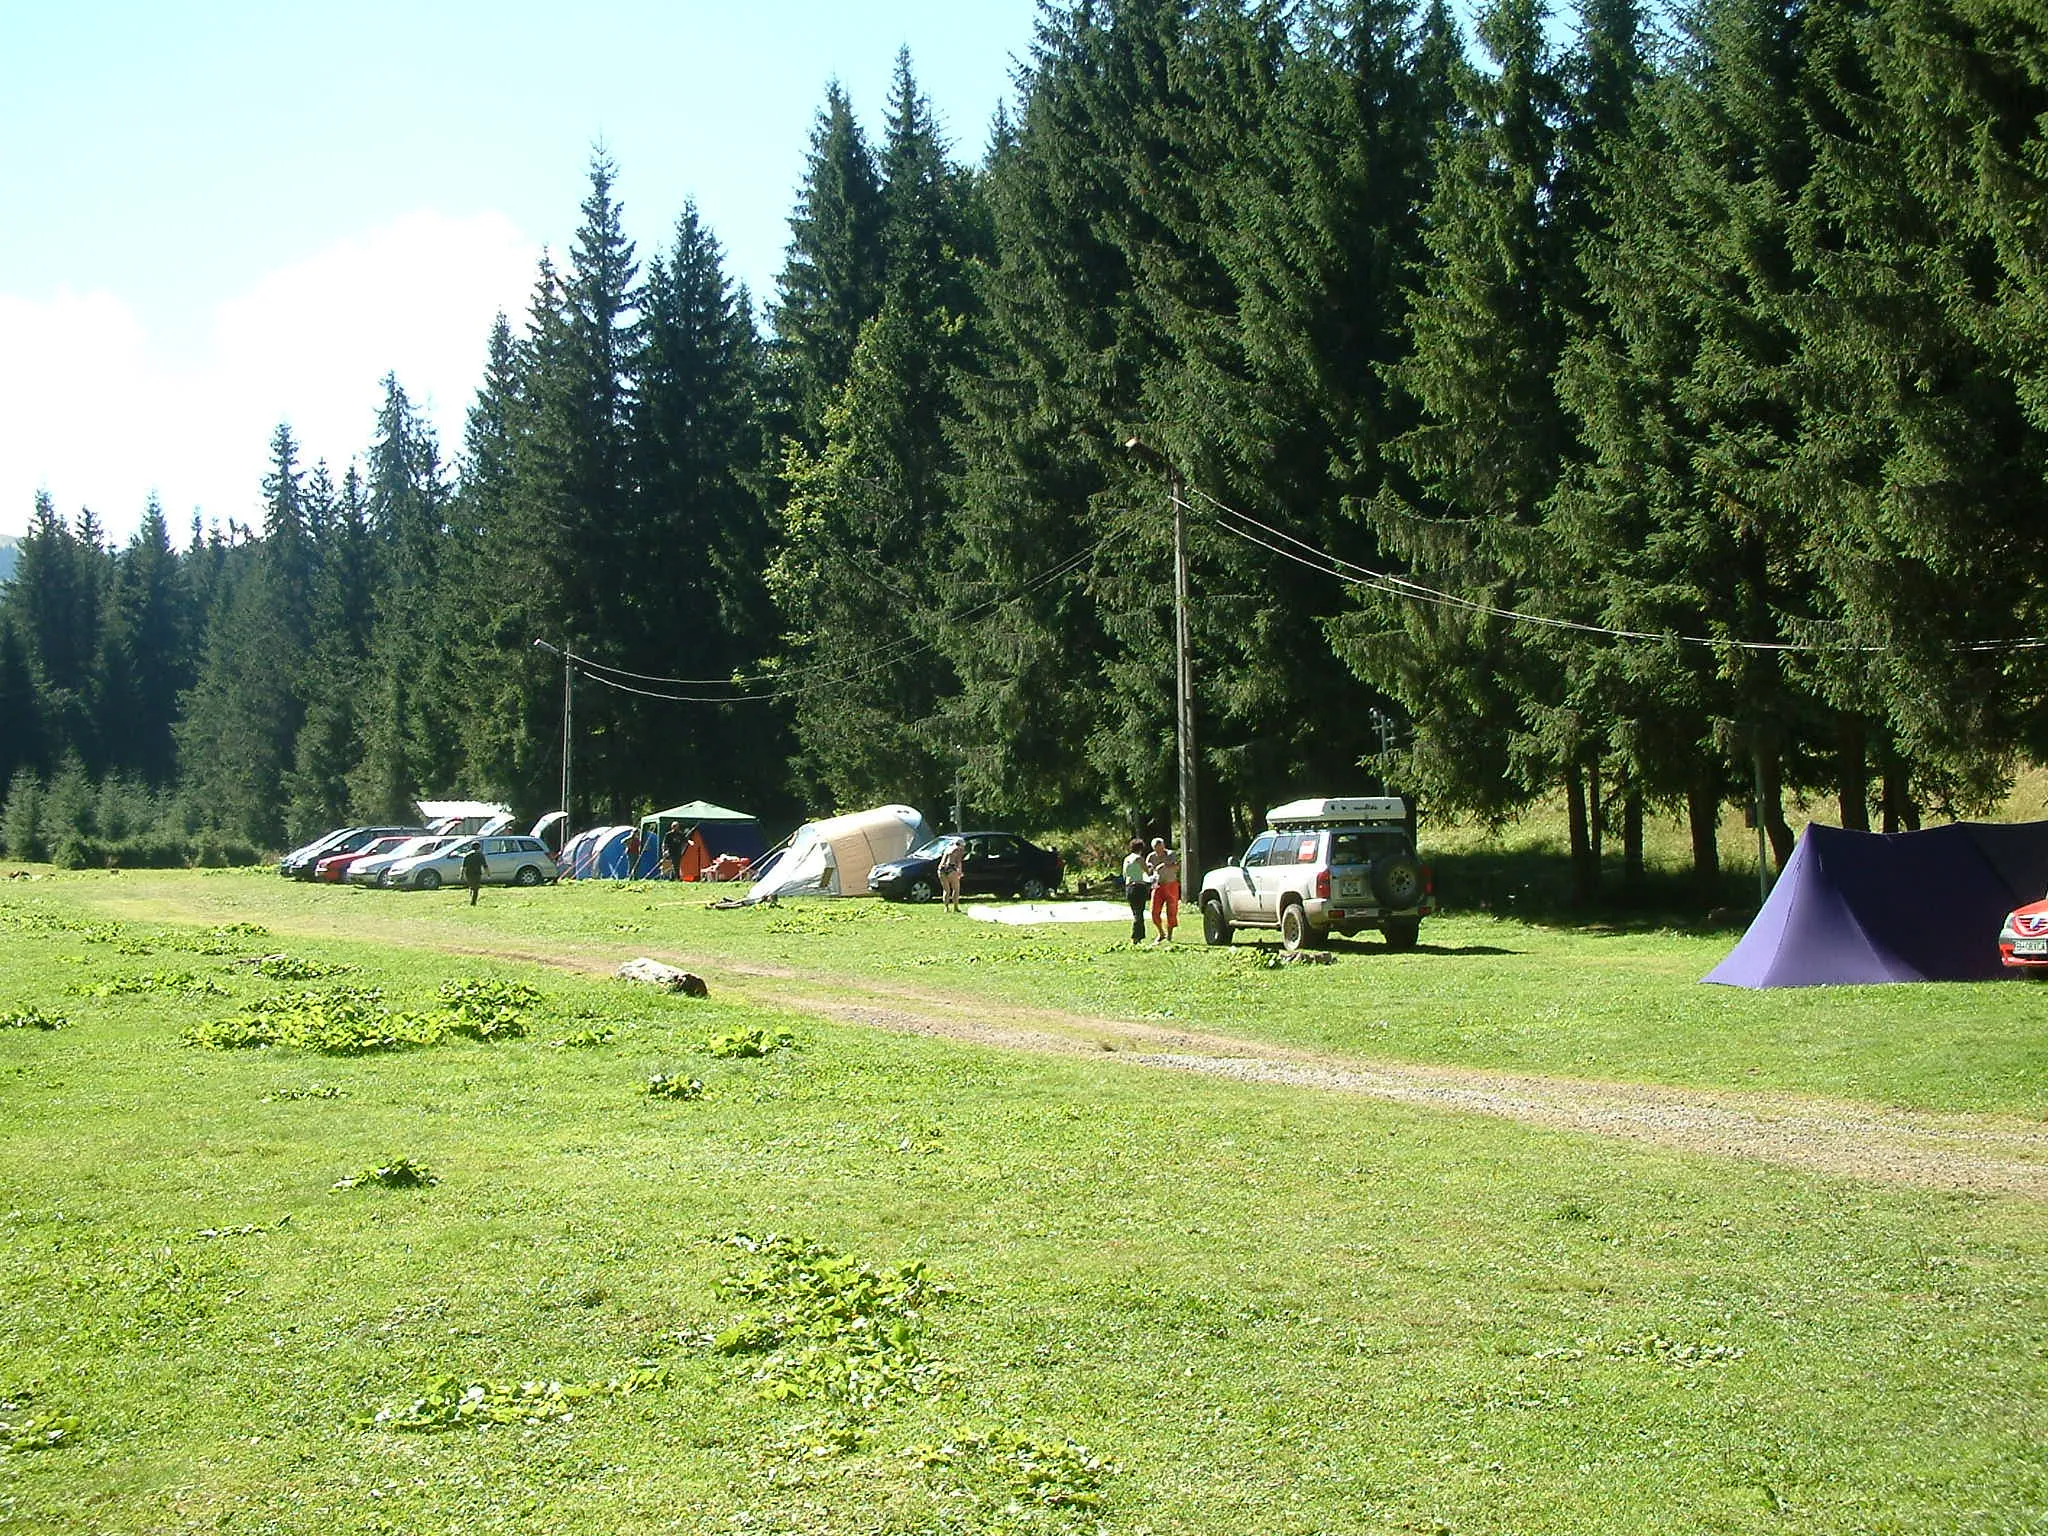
636;801;765;877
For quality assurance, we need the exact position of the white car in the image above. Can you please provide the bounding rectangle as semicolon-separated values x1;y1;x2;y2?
349;835;458;887
385;834;559;891
1198;796;1433;951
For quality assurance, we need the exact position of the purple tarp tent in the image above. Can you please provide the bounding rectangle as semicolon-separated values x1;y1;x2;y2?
1704;820;2048;987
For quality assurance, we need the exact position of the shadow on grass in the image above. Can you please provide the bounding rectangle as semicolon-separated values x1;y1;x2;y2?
1427;846;1761;936
1235;936;1523;958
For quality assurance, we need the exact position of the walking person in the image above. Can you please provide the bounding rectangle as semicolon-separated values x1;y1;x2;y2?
937;835;967;912
623;826;643;879
462;841;487;906
1146;836;1181;943
1121;838;1150;945
662;822;685;881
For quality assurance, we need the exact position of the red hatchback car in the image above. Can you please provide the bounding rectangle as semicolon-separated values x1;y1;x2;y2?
314;836;411;883
1998;898;2048;969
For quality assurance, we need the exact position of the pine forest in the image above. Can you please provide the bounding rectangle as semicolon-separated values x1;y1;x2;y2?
4;0;2045;905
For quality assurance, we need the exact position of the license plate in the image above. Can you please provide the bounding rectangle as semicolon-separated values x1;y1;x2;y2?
1338;877;1364;898
2014;938;2047;956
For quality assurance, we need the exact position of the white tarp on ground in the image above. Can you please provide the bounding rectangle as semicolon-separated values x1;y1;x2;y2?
967;900;1130;925
746;805;928;902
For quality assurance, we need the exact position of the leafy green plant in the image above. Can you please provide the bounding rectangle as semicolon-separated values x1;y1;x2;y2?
186;987;443;1055
900;1428;1118;1511
646;1072;705;1101
704;1025;796;1058
0;1389;78;1454
436;978;541;1040
0;1007;65;1030
370;1362;668;1431
260;1084;343;1102
249;953;355;981
77;968;228;998
550;1025;617;1048
332;1158;439;1191
710;1234;952;1419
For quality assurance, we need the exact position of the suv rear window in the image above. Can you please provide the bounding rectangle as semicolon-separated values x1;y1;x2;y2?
1329;829;1411;866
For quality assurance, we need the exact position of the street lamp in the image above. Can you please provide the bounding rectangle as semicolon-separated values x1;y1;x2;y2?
1123;436;1199;885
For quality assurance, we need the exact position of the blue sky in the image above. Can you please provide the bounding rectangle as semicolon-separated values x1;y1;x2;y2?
1;0;1044;543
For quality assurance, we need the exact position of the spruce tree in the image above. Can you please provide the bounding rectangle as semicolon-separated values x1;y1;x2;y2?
772;83;888;452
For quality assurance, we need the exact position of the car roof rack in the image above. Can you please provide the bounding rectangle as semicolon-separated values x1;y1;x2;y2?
1266;795;1414;828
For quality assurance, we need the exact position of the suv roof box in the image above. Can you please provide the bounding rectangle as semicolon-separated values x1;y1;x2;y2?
1267;795;1413;827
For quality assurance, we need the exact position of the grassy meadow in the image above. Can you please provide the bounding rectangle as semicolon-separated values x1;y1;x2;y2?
2;867;2044;1534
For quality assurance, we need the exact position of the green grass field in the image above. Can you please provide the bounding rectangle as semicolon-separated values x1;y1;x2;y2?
3;869;2044;1534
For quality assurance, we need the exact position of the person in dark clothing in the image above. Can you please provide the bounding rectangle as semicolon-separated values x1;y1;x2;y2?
662;823;686;881
462;842;487;905
1121;838;1150;945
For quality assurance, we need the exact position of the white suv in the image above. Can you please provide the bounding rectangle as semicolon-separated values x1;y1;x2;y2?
1198;797;1433;951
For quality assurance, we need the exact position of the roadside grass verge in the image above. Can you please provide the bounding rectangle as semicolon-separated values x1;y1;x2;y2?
0;877;2044;1533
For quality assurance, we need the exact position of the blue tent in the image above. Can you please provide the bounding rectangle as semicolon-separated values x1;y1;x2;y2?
561;825;638;879
1704;821;2048;987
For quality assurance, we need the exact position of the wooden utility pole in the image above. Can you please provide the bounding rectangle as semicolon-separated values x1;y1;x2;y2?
1169;460;1198;886
1126;437;1199;884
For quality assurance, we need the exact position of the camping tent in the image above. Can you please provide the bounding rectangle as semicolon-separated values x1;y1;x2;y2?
1704;820;2048;987
639;800;766;876
745;805;929;902
560;825;637;880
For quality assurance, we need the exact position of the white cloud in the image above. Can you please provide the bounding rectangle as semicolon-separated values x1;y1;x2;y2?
0;210;538;543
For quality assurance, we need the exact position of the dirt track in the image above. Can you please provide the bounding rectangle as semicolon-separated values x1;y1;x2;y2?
691;958;2048;1202
310;919;2048;1202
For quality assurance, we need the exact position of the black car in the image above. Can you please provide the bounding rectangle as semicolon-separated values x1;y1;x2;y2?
870;832;1064;903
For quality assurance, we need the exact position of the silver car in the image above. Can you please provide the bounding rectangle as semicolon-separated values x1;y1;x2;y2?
1198;796;1432;951
385;834;559;891
349;835;458;887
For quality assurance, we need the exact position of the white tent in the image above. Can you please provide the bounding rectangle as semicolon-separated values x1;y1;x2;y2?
745;805;929;902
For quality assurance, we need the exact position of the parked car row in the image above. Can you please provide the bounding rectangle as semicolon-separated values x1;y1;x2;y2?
277;825;560;889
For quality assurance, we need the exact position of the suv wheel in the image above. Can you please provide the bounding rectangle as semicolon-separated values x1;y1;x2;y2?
1371;855;1423;909
1279;900;1311;953
1202;896;1233;947
1383;916;1420;950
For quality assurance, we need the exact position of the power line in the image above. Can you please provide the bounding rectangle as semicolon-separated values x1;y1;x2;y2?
558;526;1127;705
1187;486;2048;656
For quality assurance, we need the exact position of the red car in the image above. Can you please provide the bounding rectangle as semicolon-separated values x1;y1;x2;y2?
1998;899;2048;969
314;835;412;883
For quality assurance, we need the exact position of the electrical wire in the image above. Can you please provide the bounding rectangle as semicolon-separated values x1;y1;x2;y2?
555;525;1127;705
1185;486;2048;656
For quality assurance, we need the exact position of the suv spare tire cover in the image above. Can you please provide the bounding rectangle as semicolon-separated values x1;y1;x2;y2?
1371;855;1422;908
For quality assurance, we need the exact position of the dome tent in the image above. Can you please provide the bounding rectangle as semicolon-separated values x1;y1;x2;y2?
1704;820;2048;987
744;805;929;903
560;825;637;880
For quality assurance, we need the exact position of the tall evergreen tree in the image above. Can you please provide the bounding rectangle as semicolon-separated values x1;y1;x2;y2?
634;203;782;807
772;83;888;452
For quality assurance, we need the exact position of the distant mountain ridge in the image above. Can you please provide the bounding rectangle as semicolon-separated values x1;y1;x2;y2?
0;534;17;589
